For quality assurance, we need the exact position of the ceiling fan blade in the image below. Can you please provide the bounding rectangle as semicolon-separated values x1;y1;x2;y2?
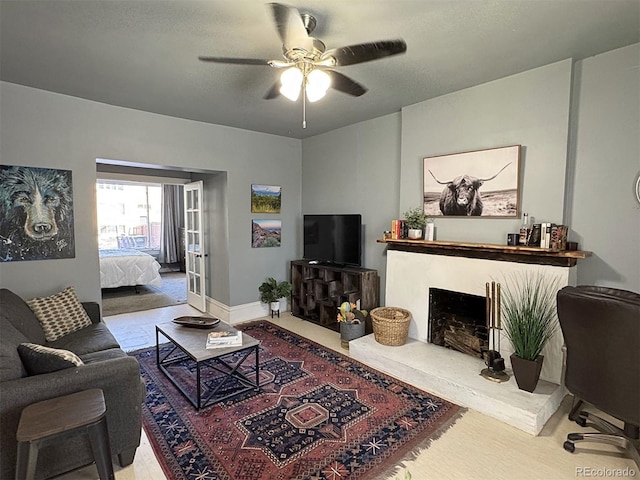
263;81;281;100
198;56;271;66
321;40;407;66
326;70;367;97
268;3;313;51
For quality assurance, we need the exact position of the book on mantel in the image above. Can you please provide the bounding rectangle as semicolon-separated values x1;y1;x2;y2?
206;330;243;348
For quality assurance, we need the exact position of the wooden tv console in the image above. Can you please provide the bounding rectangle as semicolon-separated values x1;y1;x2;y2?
290;260;379;332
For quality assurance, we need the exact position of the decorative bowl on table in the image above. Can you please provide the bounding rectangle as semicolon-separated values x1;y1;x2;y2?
172;316;220;328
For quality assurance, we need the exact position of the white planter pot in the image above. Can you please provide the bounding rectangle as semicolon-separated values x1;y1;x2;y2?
269;300;281;318
408;229;423;239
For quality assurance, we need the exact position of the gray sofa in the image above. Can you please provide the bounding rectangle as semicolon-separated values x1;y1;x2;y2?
0;288;145;480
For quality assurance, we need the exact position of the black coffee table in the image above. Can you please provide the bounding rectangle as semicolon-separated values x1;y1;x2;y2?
156;322;260;409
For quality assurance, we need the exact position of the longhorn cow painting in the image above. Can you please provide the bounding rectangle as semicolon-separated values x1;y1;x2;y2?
0;165;76;261
423;145;521;217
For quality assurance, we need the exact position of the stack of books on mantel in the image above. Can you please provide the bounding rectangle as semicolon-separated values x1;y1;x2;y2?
390;219;407;239
206;330;243;349
527;223;569;250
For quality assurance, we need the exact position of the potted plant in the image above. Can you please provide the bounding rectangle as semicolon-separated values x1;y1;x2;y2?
259;277;292;318
403;207;427;239
500;272;561;392
337;302;368;349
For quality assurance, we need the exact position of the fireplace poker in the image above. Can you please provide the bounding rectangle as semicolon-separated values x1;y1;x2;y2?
491;281;496;352
496;283;501;352
492;282;506;372
481;281;509;382
484;281;497;368
486;282;491;330
485;282;494;366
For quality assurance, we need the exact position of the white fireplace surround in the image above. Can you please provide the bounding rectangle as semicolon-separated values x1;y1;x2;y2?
349;248;578;435
385;250;575;384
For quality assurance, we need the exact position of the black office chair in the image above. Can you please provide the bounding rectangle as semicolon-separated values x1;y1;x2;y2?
556;285;640;469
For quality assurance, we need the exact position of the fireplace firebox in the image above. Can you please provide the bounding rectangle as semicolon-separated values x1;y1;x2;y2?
428;288;489;359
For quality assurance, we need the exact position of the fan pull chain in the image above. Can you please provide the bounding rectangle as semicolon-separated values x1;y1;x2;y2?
302;84;307;129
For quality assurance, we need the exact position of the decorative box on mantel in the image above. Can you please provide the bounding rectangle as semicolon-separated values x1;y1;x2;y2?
349;238;592;435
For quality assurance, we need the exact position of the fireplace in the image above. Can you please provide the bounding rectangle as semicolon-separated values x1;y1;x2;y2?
351;244;585;435
382;249;577;385
428;288;488;359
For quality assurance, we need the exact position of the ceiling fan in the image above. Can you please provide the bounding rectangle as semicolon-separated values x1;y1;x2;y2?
199;2;407;127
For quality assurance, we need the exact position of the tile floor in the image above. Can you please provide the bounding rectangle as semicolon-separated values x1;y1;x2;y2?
62;306;638;479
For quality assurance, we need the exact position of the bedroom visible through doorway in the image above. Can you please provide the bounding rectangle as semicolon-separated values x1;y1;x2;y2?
96;179;187;315
101;272;187;316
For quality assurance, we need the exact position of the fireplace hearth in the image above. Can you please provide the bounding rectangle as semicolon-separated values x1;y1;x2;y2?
385;249;575;385
428;288;488;359
367;244;588;434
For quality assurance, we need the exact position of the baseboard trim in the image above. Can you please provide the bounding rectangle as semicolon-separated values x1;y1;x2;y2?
205;297;288;325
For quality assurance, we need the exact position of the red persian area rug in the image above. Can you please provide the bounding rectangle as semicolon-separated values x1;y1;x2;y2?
131;321;465;480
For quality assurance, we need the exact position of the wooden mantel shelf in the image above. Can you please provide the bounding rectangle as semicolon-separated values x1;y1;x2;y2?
377;238;592;267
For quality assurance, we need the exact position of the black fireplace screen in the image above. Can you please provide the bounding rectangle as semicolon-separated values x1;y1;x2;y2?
428;288;489;359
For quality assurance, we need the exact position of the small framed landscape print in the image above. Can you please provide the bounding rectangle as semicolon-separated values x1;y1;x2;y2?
423;145;521;217
252;219;281;248
251;184;281;213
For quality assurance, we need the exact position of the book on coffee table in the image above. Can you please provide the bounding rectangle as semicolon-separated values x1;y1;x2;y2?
206;330;243;348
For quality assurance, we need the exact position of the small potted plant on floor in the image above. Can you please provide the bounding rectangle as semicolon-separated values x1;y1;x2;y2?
259;277;292;318
337;302;368;349
500;272;561;392
403;206;427;239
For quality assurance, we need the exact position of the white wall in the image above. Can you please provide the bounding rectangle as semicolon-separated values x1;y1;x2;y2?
301;113;402;302
193;171;231;305
568;44;640;289
0;82;302;306
401;59;572;244
2;44;638;309
302;47;640;294
301;59;575;302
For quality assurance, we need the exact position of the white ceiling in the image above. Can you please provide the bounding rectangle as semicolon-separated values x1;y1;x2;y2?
1;1;638;139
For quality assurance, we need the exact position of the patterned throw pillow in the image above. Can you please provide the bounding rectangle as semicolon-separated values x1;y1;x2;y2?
26;286;92;342
17;343;84;376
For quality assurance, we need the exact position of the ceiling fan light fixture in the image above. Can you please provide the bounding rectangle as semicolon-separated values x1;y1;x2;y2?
199;3;409;128
305;69;331;102
280;67;303;101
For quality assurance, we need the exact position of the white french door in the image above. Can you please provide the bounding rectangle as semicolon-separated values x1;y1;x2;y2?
184;181;207;312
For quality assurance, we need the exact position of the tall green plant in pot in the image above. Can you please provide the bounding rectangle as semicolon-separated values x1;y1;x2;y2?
500;272;561;392
259;277;292;318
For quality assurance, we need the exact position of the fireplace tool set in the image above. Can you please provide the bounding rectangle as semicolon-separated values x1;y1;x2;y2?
481;281;510;383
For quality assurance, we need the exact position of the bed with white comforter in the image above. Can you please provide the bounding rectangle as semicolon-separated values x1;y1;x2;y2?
99;248;162;289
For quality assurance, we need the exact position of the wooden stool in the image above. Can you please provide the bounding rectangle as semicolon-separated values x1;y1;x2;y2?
15;389;114;480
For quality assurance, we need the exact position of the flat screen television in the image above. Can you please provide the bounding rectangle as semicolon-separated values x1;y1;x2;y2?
303;214;362;267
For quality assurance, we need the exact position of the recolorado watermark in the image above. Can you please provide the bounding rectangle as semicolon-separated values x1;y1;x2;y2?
576;466;637;477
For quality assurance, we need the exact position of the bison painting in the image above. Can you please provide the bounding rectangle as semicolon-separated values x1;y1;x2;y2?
423;145;521;217
0;165;75;261
429;163;512;216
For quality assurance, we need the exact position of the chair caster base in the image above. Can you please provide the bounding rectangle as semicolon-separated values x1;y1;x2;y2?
563;441;576;453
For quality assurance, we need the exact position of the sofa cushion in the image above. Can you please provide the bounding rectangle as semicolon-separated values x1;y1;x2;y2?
17;343;84;376
26;287;92;342
0;288;47;344
0;321;29;381
79;348;128;364
47;322;120;356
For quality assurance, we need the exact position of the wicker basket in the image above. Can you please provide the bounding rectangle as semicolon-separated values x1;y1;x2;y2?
370;307;412;346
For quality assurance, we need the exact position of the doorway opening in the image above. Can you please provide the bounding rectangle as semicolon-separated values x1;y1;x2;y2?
96;173;188;315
